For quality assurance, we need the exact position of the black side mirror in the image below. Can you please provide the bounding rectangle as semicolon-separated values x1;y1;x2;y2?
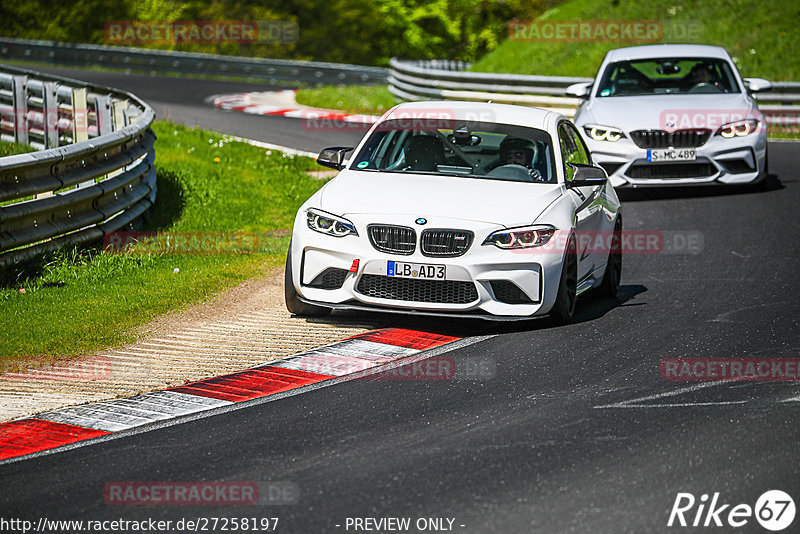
565;163;608;188
317;146;354;170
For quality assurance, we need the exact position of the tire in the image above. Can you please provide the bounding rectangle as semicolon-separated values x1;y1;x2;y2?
757;148;774;191
548;234;578;325
284;245;331;317
595;214;622;298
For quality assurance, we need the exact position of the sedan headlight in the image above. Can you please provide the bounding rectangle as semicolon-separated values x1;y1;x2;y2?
483;225;556;249
717;119;760;138
306;208;358;237
584;125;625;142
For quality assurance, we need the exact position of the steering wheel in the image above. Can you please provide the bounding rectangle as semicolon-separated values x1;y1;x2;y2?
689;82;722;94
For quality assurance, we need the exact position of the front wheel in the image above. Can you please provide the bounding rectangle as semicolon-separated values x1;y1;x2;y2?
595;214;622;298
285;245;331;317
548;234;577;325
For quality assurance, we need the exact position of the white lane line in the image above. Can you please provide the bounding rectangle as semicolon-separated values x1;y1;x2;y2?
594;381;733;409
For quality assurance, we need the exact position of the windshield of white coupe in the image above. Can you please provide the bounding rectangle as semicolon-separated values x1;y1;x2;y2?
596;57;741;97
350;119;557;184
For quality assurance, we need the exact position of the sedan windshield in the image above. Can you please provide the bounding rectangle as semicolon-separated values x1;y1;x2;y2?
351;119;557;184
596;57;741;97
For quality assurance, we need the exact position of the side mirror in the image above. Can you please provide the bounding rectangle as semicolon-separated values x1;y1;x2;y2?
744;78;772;93
317;146;354;170
566;82;592;99
566;163;608;188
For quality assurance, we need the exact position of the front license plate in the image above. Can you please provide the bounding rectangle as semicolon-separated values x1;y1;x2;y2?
647;148;696;162
388;261;446;280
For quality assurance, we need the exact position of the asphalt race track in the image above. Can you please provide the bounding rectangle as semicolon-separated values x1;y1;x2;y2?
2;67;799;533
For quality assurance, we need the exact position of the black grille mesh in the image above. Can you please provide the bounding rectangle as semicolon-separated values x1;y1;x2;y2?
490;281;534;304
420;230;473;257
630;129;710;148
626;162;716;179
368;225;416;255
357;274;478;304
307;268;348;289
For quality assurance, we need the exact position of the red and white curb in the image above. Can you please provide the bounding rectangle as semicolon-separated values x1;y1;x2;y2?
0;328;463;463
213;90;381;125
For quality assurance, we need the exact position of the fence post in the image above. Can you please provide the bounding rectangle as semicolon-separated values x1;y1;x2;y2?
71;87;89;143
11;75;29;145
42;81;59;149
95;94;112;136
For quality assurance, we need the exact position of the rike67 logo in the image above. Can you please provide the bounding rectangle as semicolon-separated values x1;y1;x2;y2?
668;490;795;531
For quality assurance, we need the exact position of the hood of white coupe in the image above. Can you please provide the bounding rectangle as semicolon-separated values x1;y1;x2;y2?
318;169;563;227
581;93;756;131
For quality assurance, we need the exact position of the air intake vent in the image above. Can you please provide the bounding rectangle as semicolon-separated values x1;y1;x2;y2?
356;275;478;304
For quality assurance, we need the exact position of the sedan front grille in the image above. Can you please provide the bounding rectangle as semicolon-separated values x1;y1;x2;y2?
356;274;478;304
368;225;416;255
630;129;711;148
420;229;474;257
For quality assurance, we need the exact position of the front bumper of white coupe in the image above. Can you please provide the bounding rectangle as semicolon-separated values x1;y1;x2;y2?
290;213;570;319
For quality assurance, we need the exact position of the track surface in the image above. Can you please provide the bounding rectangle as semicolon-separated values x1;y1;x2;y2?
2;67;800;533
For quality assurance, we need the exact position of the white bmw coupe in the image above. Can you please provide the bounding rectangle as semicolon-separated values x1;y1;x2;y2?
568;44;770;188
285;102;621;323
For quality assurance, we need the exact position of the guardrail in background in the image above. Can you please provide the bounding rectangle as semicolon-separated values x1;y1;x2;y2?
0;64;156;268
0;37;388;86
389;58;800;125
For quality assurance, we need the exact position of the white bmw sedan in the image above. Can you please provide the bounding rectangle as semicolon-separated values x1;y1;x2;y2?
285;102;621;323
568;44;770;188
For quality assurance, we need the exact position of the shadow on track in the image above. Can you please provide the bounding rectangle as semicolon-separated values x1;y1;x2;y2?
294;284;648;339
616;173;783;203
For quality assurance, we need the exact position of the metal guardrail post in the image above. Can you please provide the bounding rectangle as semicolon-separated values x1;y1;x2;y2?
11;75;28;145
0;64;157;267
42;81;59;149
72;87;88;143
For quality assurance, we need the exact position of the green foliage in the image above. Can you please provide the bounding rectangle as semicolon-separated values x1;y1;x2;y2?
0;0;556;65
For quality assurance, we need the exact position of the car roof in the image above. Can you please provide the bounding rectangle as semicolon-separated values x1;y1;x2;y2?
381;101;564;130
604;44;731;62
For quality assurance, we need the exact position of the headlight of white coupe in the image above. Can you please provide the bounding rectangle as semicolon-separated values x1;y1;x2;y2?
482;225;556;249
717;119;760;138
306;208;358;237
584;125;625;142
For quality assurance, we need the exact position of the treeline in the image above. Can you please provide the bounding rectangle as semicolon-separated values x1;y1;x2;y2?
0;0;559;65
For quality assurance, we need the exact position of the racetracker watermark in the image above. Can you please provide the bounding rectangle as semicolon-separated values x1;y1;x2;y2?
0;356;112;381
301;106;497;133
104;481;298;505
104;20;298;45
103;231;261;255
358;356;496;381
1;108;94;136
660;109;799;132
509;230;703;255
661;358;800;382
508;19;702;43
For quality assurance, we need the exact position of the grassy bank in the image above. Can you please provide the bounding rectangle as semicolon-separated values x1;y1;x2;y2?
472;0;800;80
0;122;326;363
295;85;396;115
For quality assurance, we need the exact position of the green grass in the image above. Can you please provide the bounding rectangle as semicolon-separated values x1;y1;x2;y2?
0;140;35;158
471;0;800;81
295;85;397;115
0;122;327;364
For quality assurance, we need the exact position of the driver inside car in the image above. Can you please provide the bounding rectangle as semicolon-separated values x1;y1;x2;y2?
491;136;543;181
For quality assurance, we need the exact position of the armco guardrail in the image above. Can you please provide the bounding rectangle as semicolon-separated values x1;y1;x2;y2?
389;58;800;125
0;64;156;268
0;37;388;86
